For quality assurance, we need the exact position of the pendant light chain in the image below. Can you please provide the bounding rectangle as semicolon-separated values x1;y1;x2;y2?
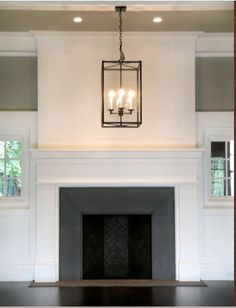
101;5;142;128
119;8;125;62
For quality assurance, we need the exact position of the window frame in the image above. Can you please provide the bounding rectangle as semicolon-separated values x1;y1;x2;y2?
204;128;234;207
0;128;30;208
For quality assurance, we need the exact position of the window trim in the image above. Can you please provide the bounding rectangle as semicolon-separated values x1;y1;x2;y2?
203;128;234;207
0;128;30;208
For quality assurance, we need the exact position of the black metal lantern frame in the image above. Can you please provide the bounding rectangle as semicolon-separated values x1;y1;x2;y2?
101;6;142;128
102;60;142;128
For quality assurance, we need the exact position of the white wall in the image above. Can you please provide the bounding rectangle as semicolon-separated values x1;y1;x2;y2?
196;112;234;280
0;112;37;281
35;32;198;147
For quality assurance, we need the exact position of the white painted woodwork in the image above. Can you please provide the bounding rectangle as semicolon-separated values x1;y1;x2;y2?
196;112;234;280
32;147;202;282
0;112;37;281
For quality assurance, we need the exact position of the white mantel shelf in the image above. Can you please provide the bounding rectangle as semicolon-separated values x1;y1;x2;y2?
31;147;204;159
35;178;199;186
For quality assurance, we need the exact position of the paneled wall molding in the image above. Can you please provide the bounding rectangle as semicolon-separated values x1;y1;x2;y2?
196;112;234;280
0;213;34;280
0;112;37;281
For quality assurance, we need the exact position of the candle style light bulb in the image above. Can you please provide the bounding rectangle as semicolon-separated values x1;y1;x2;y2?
127;90;135;110
116;89;125;108
108;90;116;110
118;89;125;97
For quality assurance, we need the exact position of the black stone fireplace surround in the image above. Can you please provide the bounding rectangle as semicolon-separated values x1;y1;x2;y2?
59;187;175;280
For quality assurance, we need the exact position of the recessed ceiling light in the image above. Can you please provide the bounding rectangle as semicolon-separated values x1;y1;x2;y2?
73;16;83;23
153;17;162;23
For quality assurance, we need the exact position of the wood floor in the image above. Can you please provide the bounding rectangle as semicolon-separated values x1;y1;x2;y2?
0;280;233;306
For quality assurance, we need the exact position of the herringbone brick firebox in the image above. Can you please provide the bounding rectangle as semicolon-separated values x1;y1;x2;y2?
83;214;151;279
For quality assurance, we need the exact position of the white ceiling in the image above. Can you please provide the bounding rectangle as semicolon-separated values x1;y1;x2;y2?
0;1;233;11
0;1;233;32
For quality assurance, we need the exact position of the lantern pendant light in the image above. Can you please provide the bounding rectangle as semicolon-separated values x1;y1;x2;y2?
101;6;142;128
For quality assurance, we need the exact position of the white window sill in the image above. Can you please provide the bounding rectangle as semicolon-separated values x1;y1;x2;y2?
204;197;234;208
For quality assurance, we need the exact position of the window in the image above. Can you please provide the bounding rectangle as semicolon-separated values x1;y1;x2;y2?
0;128;30;207
0;140;22;197
211;141;234;197
203;128;234;207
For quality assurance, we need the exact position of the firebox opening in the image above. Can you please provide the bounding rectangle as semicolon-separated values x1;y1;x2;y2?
82;214;152;279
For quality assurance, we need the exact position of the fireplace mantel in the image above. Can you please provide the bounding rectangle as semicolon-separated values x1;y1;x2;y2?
33;147;203;282
32;147;203;185
32;147;203;157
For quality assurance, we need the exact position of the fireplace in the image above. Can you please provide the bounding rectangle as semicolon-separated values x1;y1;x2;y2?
59;187;175;280
33;148;202;282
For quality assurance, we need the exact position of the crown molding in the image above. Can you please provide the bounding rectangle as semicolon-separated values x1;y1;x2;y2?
196;32;233;56
0;31;233;56
0;32;36;55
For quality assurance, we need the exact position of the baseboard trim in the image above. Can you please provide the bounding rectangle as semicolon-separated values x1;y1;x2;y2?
0;264;34;281
200;262;233;280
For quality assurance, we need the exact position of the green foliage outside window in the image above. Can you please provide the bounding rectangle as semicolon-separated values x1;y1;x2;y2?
210;140;234;197
211;160;225;197
0;140;22;197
